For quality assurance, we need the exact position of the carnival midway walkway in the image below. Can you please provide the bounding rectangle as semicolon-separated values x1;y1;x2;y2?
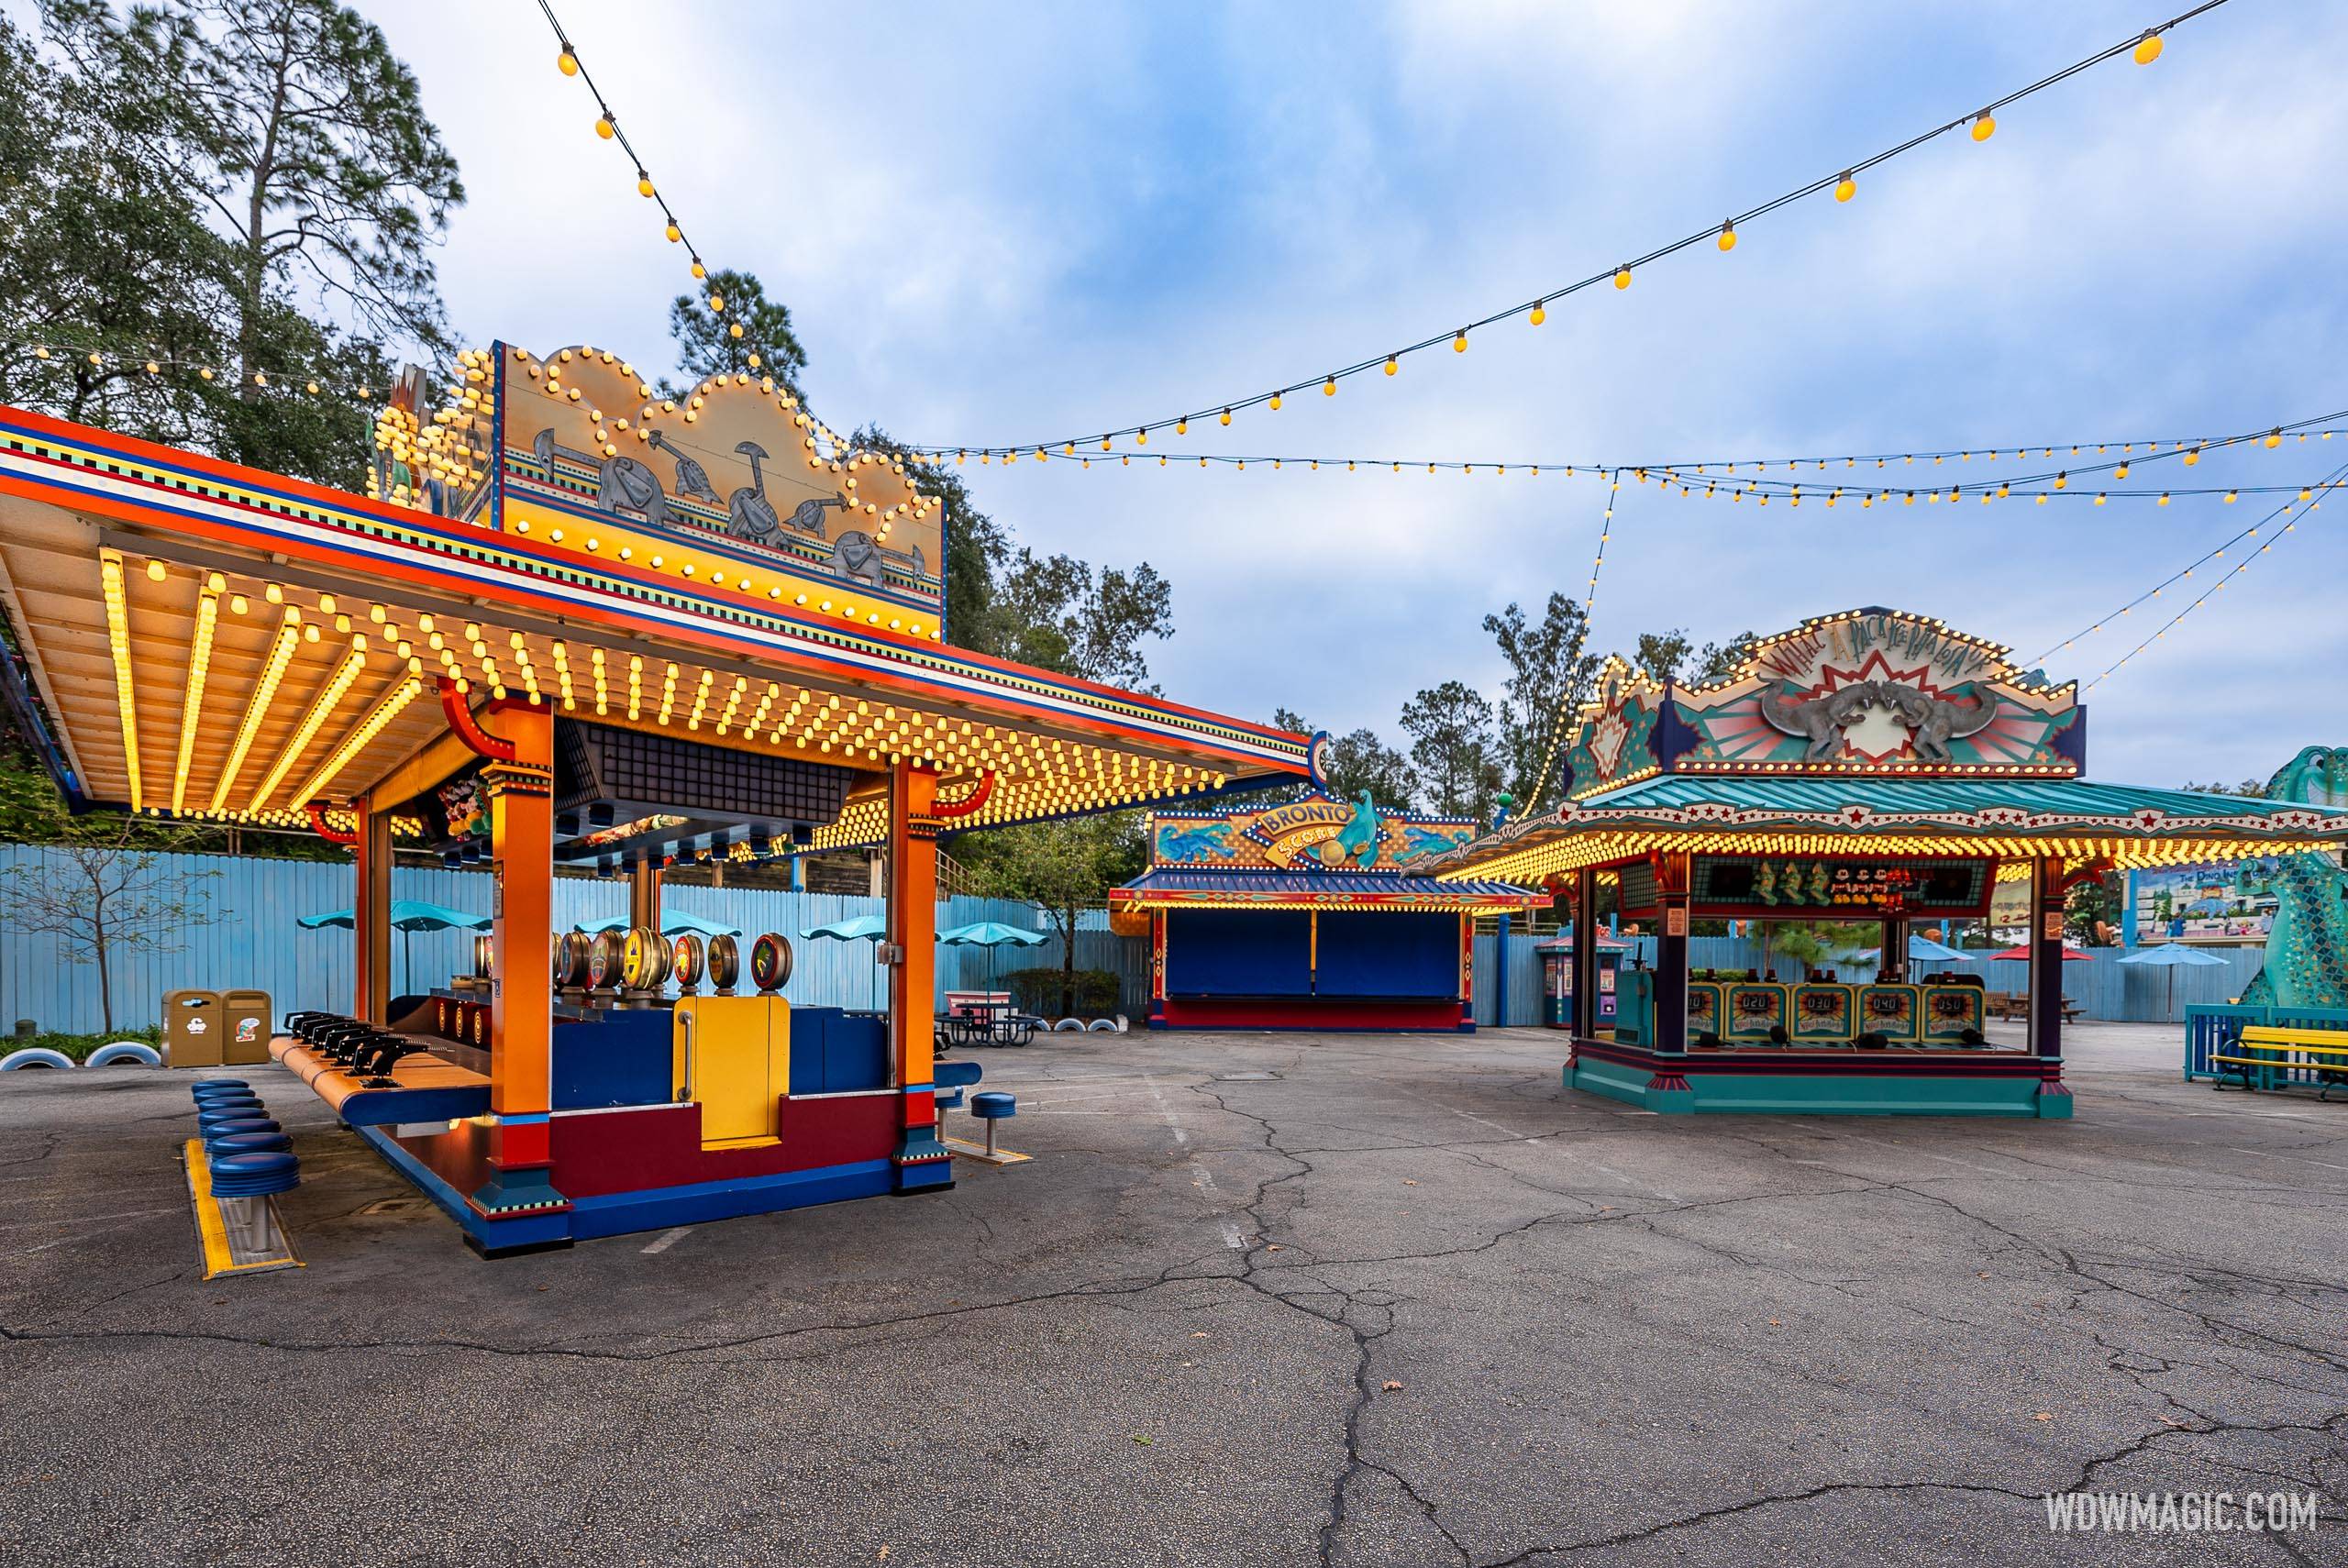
0;1023;2340;1566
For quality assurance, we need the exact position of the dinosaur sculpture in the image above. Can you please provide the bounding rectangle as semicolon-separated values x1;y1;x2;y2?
1758;683;1880;760
782;494;846;537
1328;790;1380;866
1873;682;2001;763
832;530;885;587
726;441;782;540
2239;745;2348;1010
644;429;720;506
595;452;667;527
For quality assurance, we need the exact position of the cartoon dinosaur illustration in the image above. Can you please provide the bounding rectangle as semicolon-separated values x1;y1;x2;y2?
1807;862;1833;904
783;493;847;537
1328;790;1380;866
832;530;885;587
2239;745;2348;1010
594;452;667;526
1755;861;1779;905
1394;823;1460;862
1156;822;1232;863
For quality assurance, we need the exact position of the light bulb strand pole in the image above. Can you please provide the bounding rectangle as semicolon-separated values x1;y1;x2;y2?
2032;464;2347;669
904;2;2229;459
2083;478;2330;690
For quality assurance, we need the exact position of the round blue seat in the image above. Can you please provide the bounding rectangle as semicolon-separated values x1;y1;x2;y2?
196;1105;268;1125
970;1091;1016;1119
194;1091;261;1110
192;1078;250;1092
199;1116;280;1141
209;1151;299;1198
205;1131;292;1156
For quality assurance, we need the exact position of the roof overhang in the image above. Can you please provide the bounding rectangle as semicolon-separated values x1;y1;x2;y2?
1423;778;2348;885
1111;869;1542;912
0;407;1308;835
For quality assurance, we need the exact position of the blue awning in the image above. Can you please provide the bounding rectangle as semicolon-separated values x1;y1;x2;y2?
1113;868;1540;911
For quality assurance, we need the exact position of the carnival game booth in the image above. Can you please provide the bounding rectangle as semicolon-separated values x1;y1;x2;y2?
1419;610;2348;1117
1111;790;1543;1031
0;349;1308;1253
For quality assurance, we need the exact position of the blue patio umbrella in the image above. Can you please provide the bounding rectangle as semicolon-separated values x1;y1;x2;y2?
577;910;744;939
298;900;492;994
2119;942;2227;1019
803;914;891;1010
1858;933;1976;966
937;920;1050;1002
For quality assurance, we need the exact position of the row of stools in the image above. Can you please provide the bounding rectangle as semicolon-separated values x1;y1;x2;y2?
282;1011;425;1087
192;1078;302;1198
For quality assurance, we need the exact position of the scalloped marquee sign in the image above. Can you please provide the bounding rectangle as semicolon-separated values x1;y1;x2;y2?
371;340;949;638
1560;608;2085;793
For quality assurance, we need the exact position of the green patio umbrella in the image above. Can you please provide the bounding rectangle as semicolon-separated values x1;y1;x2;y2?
802;914;890;1010
299;900;492;995
937;920;1049;1004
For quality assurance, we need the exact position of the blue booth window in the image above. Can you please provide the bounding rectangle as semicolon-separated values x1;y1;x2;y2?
1312;911;1459;999
1165;909;1312;996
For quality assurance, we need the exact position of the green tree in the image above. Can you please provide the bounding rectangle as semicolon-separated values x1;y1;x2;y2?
46;0;464;373
990;550;1174;691
967;813;1144;1016
1265;709;1414;807
1483;593;1595;812
666;268;807;398
1400;680;1497;820
1633;626;1758;685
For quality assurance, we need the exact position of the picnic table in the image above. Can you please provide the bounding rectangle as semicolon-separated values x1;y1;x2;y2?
1985;990;2084;1023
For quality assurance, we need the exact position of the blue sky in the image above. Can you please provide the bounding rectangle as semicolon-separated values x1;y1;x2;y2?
352;3;2345;785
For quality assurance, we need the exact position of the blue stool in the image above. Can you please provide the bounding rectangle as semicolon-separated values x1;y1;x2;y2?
192;1078;250;1093
194;1088;261;1107
205;1131;293;1157
209;1151;299;1198
199;1117;280;1143
969;1090;1017;1158
934;1059;982;1124
195;1104;267;1126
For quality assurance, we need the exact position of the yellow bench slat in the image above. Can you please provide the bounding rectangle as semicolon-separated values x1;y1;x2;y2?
2240;1027;2348;1046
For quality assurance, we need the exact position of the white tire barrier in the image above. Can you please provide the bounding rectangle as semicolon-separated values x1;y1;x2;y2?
87;1042;164;1068
0;1047;75;1071
1085;1018;1116;1032
1051;1018;1085;1032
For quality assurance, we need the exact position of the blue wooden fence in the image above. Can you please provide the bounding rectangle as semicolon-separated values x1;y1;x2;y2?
0;842;2276;1036
1468;933;2269;1030
2183;1002;2348;1084
0;845;1146;1034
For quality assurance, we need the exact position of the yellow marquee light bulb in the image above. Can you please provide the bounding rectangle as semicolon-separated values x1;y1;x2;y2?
1383;356;1398;376
1717;220;1736;252
1833;171;1855;203
1323;376;1336;396
1452;330;1468;352
1971;113;1996;142
691;260;706;280
1175;418;1188;436
637;173;655;198
1268;392;1282;411
1529;301;1546;326
594;115;615;139
2133;30;2163;64
1219;408;1232;425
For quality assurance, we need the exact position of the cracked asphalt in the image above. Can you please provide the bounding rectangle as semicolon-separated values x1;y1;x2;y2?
1;1022;2342;1567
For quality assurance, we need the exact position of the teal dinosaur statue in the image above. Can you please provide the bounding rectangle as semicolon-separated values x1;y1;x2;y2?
2238;745;2348;1010
1330;790;1380;866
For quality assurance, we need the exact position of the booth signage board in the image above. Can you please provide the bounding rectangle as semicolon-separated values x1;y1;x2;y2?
1689;856;1991;916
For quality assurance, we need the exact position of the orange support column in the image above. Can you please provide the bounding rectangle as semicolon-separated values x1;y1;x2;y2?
352;793;393;1023
888;761;952;1191
466;701;571;1242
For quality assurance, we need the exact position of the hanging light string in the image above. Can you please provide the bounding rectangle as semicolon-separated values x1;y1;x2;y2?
1518;469;1624;814
16;341;378;403
928;406;2344;494
2080;468;2340;691
900;4;2221;460
2026;463;2347;671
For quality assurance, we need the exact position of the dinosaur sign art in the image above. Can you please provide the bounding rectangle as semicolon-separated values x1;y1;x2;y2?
486;341;947;632
1149;793;1474;873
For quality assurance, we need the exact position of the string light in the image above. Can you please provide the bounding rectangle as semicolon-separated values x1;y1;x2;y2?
956;406;2344;499
901;4;2228;457
2029;464;2344;670
536;0;724;324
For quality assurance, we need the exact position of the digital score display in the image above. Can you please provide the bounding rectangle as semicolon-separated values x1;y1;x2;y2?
1690;856;1992;916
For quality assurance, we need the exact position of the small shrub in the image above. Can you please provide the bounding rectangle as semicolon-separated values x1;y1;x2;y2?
1004;967;1122;1017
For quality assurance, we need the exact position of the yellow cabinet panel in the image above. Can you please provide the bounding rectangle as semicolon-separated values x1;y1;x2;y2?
672;997;791;1146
